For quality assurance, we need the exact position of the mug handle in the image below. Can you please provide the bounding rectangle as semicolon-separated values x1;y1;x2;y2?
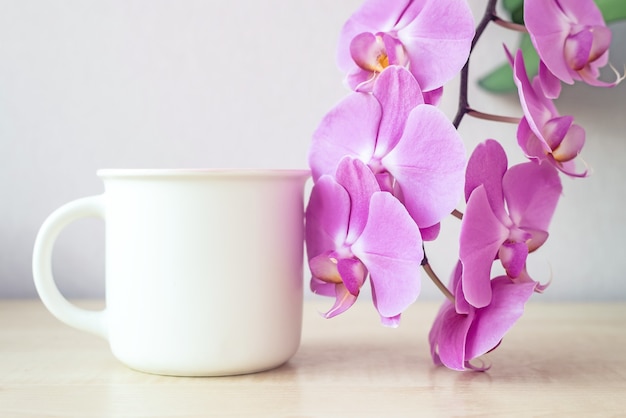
32;195;108;339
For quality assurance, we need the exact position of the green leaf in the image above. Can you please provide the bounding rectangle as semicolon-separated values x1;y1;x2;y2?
595;0;626;23
502;0;524;23
478;34;539;94
510;7;524;24
477;63;515;93
502;0;523;13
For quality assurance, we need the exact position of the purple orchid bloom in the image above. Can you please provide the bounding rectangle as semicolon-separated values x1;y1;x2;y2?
336;0;474;96
524;0;622;98
429;262;538;371
308;65;466;234
460;140;562;308
507;51;587;177
305;157;423;327
510;49;588;177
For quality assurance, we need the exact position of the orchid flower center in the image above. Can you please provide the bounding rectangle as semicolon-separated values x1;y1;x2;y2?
564;24;611;71
366;159;395;193
309;251;367;297
507;226;532;245
350;32;409;74
312;255;343;284
541;116;585;162
376;51;390;72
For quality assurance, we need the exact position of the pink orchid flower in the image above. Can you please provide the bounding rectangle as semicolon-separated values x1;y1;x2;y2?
460;140;561;308
336;0;474;96
308;66;466;235
524;0;622;98
305;157;423;327
510;49;588;177
429;262;538;371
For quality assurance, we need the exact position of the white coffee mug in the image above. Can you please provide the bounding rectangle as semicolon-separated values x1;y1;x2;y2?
32;169;310;376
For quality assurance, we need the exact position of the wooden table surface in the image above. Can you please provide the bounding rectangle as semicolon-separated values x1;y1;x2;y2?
1;299;625;417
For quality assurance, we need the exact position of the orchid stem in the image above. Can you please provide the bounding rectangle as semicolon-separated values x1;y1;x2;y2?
467;109;521;124
451;209;464;220
492;16;528;33
422;261;455;303
453;0;524;129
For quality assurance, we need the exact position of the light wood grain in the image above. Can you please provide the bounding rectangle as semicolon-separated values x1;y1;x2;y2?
1;300;625;417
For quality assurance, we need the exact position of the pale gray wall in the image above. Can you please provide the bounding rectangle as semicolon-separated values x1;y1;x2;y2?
1;1;625;300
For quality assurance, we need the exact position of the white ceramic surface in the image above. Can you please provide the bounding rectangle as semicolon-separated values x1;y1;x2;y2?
32;169;310;376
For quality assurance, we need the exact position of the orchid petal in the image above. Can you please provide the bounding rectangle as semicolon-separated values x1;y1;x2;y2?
560;0;606;25
422;86;444;106
309;253;342;285
460;185;509;308
396;0;474;91
382;105;465;228
334;157;381;243
380;33;409;68
449;261;471;315
498;242;529;279
502;162;562;233
439;261;471;315
577;64;624;88
524;228;549;253
588;26;612;63
321;283;359;319
372;66;424;157
374;171;394;193
538;60;562;99
465;277;537;360
429;301;474;371
517;118;547;162
305;176;351;259
337;257;367;296
541;115;574;151
351;192;423;321
310;276;336;297
379;313;401;328
524;0;574;84
565;29;594;71
464;139;508;221
308;93;381;181
346;69;377;92
512;50;555;146
550;154;590;178
553;123;586;162
420;222;440;242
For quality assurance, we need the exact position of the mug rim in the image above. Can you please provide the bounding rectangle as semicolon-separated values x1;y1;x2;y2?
97;168;311;179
